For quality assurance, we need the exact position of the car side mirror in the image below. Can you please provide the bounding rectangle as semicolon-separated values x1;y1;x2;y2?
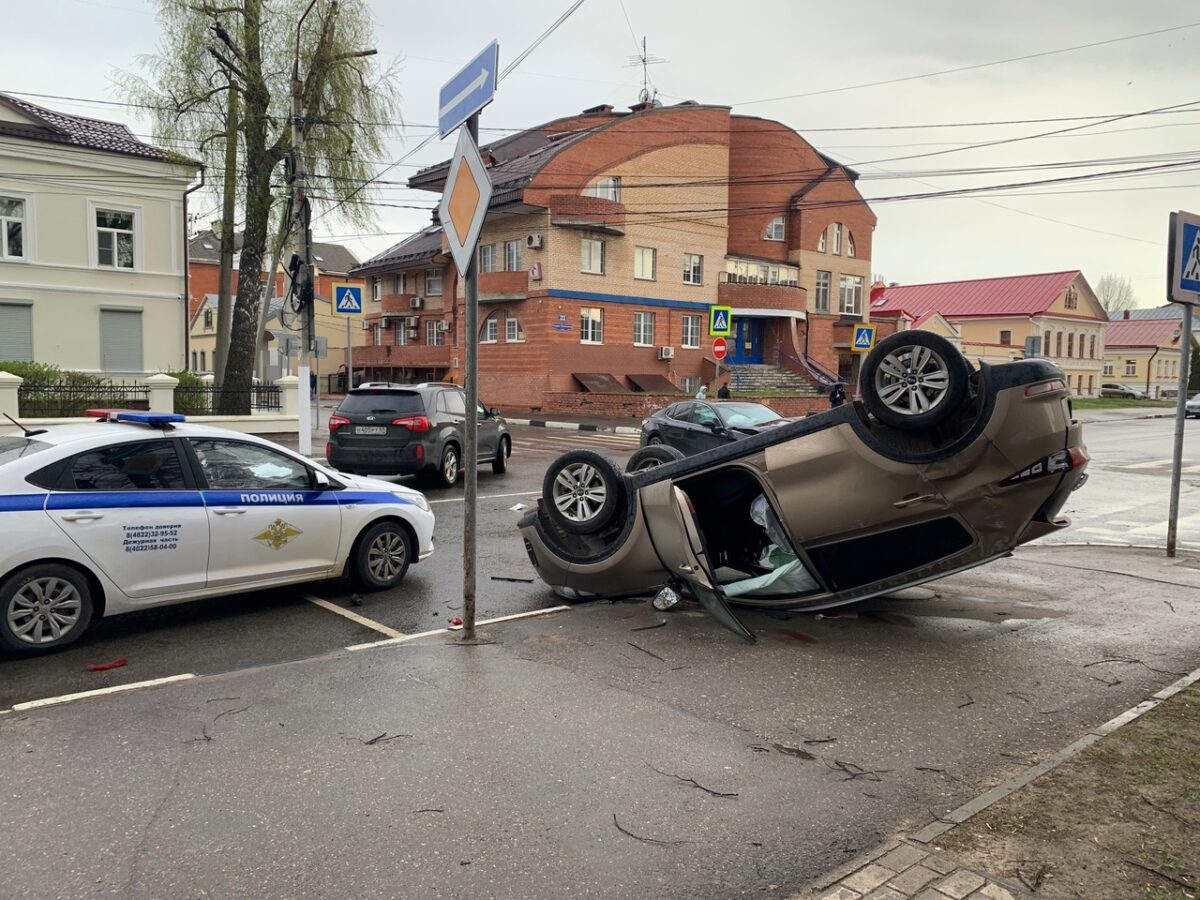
489;407;500;417
711;423;727;434
313;470;331;490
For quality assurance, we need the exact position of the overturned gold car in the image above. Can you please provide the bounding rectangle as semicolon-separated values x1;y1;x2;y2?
519;331;1088;641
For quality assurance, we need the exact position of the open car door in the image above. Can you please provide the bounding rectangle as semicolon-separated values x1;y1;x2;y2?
640;481;756;643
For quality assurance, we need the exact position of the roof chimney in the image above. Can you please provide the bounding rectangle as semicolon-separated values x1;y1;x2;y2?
1124;310;1130;319
582;103;613;114
870;280;886;303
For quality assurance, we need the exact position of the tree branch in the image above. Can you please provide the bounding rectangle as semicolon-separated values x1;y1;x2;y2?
208;47;248;84
331;49;377;63
188;3;244;15
210;22;248;65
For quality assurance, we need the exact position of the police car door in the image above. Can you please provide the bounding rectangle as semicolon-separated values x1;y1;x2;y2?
44;438;209;598
187;438;340;587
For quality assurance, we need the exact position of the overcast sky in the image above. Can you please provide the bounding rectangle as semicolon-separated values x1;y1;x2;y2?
4;0;1198;307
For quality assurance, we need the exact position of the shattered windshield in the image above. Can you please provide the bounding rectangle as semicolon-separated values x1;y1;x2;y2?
718;403;784;428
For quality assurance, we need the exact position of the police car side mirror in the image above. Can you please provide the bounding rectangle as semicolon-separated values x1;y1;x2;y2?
313;470;331;490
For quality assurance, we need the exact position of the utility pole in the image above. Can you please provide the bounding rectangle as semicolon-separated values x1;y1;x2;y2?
214;83;239;388
291;0;319;456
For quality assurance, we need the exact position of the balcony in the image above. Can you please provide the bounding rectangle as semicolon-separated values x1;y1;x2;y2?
549;194;625;235
380;293;418;316
717;277;807;315
354;343;452;367
480;270;529;302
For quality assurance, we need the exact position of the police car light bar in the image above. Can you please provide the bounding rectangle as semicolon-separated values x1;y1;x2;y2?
85;409;187;427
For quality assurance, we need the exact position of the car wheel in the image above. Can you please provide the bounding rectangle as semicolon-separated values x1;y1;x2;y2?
353;521;413;590
438;444;460;488
492;435;510;474
647;434;663;445
0;564;95;654
861;331;969;430
543;449;625;535
625;444;685;473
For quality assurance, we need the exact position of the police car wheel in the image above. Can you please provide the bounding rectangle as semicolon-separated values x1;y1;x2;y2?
861;331;969;431
492;436;510;474
353;521;413;590
0;564;95;654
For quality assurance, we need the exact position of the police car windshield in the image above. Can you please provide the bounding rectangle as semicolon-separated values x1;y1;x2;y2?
338;391;424;415
0;436;50;466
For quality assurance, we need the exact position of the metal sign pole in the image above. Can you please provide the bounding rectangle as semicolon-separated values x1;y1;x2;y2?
1166;301;1193;557
462;113;481;641
347;317;352;391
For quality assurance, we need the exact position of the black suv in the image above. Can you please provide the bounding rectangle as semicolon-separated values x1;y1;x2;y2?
327;383;511;487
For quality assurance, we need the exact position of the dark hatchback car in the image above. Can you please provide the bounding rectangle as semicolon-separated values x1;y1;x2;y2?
328;383;510;487
640;400;790;456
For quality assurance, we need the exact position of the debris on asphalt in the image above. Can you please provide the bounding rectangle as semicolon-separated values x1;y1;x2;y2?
361;732;410;746
815;612;842;620
958;694;976;709
612;814;694;847
772;743;815;760
783;630;817;643
449;616;463;629
827;760;889;782
508;503;527;511
413;808;444;814
349;594;364;607
490;576;534;583
630;620;667;632
86;657;127;672
801;736;837;745
184;725;213;744
205;696;241;703
626;641;665;662
212;705;250;723
645;763;738;798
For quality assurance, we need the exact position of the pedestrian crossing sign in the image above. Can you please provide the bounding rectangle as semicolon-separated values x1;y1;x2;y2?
332;282;363;316
1169;211;1200;305
852;324;876;352
709;305;732;336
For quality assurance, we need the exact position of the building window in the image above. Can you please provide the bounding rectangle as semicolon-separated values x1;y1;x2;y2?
584;176;620;201
479;244;496;273
1000;329;1012;345
1124;359;1136;376
1089;334;1097;358
0;197;25;259
395;321;407;345
683;253;703;285
815;271;831;313
581;238;605;275
200;350;206;371
764;216;785;241
427;320;445;346
504;240;522;272
1064;287;1078;309
831;223;843;255
1088;375;1094;394
4;301;39;360
203;308;213;330
1067;334;1074;358
99;308;143;371
1103;359;1113;375
580;307;603;344
846;231;856;257
681;375;701;395
506;316;524;343
425;269;443;296
191;351;198;371
372;278;382;302
634;246;656;281
681;315;701;349
1056;332;1063;357
96;209;135;269
817;229;827;253
394;273;406;294
839;274;864;315
633;311;655;347
481;314;499;344
373;323;383;346
1043;329;1051;355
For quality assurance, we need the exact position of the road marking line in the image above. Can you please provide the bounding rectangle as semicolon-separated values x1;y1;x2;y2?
428;490;540;505
305;595;405;638
1120;458;1176;469
11;673;196;712
345;605;571;652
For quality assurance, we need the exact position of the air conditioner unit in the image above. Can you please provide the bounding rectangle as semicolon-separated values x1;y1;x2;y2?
658;346;675;360
436;320;449;331
361;320;372;330
408;327;420;339
407;315;420;327
526;233;544;250
410;296;423;310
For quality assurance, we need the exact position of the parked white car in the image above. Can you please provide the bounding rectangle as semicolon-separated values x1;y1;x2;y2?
0;412;434;654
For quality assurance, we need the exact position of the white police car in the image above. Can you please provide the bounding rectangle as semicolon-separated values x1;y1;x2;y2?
0;411;434;654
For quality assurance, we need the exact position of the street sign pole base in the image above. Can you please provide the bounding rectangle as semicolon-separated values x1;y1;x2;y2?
449;633;495;646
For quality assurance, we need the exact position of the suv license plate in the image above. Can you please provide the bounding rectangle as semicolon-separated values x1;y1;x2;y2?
355;426;387;435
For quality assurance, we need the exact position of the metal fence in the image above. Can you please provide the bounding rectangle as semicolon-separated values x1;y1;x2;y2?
174;385;282;415
18;384;150;418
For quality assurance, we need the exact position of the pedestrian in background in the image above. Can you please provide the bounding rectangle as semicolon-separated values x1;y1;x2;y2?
829;381;847;408
695;382;709;400
716;379;731;400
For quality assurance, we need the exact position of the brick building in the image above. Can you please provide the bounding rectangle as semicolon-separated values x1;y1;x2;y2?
350;101;877;407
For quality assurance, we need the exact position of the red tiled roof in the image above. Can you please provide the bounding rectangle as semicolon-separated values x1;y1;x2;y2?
1104;318;1187;349
872;271;1081;319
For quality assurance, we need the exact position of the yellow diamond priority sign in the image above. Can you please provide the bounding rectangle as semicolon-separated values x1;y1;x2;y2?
438;128;493;278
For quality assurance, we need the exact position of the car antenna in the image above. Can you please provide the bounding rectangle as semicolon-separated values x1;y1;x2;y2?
3;412;47;438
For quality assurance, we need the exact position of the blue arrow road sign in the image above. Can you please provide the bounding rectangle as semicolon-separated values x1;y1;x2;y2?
332;283;363;315
439;41;499;138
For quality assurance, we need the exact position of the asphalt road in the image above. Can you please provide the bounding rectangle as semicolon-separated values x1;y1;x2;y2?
0;425;640;709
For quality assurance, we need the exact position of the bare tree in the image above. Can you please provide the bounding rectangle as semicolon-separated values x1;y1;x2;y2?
1095;273;1138;312
117;0;400;412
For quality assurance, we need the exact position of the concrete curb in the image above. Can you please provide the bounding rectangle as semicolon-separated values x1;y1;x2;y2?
506;417;642;436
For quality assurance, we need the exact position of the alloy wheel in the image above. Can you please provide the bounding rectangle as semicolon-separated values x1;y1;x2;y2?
367;530;408;582
874;344;952;417
7;577;83;646
551;462;609;524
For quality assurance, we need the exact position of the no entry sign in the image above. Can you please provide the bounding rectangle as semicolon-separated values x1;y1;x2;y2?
712;337;728;361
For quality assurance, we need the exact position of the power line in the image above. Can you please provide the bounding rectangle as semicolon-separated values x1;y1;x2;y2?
734;21;1200;106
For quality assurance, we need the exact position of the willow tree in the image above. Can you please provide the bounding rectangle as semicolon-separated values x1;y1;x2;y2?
117;0;399;412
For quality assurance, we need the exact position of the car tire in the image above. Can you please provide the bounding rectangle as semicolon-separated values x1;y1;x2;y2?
0;563;95;655
492;436;510;474
625;444;685;473
352;520;413;590
860;330;969;431
437;443;460;488
543;449;626;535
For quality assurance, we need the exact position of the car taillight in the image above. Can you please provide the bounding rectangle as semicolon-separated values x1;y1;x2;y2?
1000;447;1089;486
329;415;350;432
392;415;430;432
1024;378;1067;398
